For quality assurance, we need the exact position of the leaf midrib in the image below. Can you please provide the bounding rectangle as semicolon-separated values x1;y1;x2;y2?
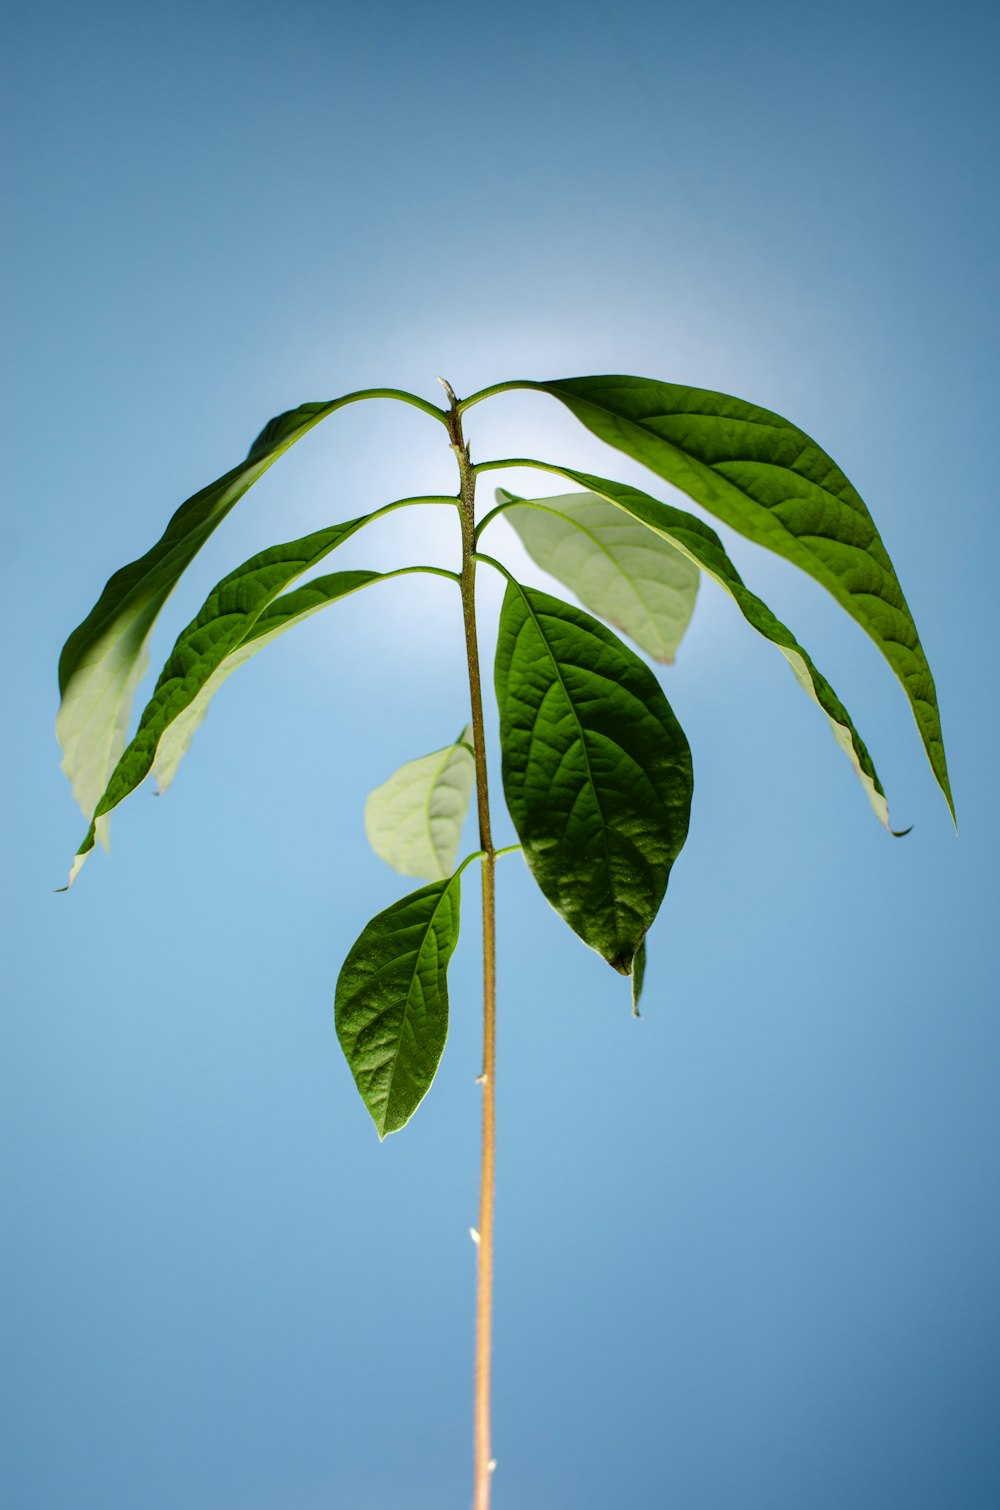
555;387;883;559
508;585;623;964
510;500;678;659
373;883;454;1133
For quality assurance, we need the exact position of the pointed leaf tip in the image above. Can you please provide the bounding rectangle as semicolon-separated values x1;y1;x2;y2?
504;464;897;831
528;375;952;817
495;579;692;970
631;939;647;1017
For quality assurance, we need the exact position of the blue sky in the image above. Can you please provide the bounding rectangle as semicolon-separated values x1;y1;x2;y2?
3;2;998;1507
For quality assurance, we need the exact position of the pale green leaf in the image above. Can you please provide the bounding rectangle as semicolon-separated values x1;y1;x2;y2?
152;570;383;794
364;728;475;881
486;464;895;830
335;875;463;1137
494;578;693;974
497;488;699;663
518;376;952;818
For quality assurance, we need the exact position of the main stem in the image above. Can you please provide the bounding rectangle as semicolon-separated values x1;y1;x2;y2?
445;386;497;1510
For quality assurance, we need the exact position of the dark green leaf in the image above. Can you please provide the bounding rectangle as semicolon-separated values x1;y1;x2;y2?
335;876;463;1137
494;579;692;974
152;570;383;794
68;519;372;881
520;376;952;818
57;394;404;840
488;463;894;830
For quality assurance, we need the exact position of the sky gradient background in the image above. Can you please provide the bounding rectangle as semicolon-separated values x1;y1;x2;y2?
3;2;998;1507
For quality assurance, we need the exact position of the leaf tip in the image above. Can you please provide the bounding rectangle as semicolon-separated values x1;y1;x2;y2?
61;848;90;891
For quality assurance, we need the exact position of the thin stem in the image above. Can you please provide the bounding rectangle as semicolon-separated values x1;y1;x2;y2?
473;497;520;543
477;496;576;545
473;551;516;586
343;386;451;423
472;456;556;475
445;389;497;1510
457;379;535;414
381;564;462;586
369;493;461;520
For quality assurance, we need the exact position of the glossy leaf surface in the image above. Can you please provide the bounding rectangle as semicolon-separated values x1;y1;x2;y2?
152;570;383;794
335;876;462;1137
497;488;699;662
365;727;475;881
57;396;376;839
70;518;372;878
521;375;952;817
494;580;692;974
489;463;894;829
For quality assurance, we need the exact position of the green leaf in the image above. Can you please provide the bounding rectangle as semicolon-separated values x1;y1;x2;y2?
520;376;952;818
56;391;436;841
364;727;475;881
68;518;373;881
496;488;699;663
335;875;463;1138
152;570;383;795
631;939;647;1017
493;578;693;974
487;463;895;831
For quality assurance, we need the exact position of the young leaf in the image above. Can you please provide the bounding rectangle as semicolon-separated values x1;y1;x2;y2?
364;728;475;881
335;875;463;1138
56;395;391;839
69;518;373;879
493;578;692;975
496;488;699;663
152;570;383;794
486;464;894;830
519;376;952;818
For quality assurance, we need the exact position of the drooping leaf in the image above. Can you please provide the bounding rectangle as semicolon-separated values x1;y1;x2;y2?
497;488;699;663
152;570;383;794
335;875;463;1137
631;939;647;1017
487;463;895;830
517;376;952;818
69;518;373;881
364;727;475;881
494;579;692;974
56;395;385;842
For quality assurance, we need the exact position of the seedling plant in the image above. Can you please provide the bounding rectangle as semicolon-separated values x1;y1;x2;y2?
57;373;952;1509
